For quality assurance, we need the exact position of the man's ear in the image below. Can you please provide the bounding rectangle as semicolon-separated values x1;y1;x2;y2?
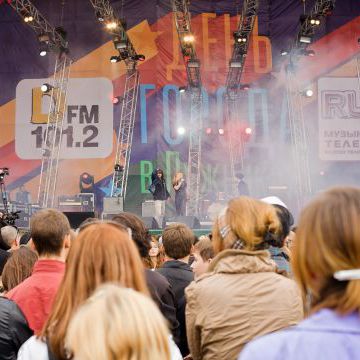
28;238;37;252
207;258;213;264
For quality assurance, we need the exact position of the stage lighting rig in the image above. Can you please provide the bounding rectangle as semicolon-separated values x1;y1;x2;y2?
110;55;120;63
179;86;187;93
40;83;53;93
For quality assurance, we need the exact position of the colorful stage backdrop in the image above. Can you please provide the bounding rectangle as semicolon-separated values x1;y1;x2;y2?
0;0;360;215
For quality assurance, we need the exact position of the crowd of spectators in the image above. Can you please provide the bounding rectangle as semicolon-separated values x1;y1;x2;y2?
0;187;359;359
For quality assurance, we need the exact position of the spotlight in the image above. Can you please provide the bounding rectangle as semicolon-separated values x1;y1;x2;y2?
110;55;120;63
205;127;212;135
96;11;104;22
114;164;124;172
39;45;47;57
112;96;121;105
310;18;321;26
106;21;117;30
280;49;288;56
245;127;252;135
183;34;195;43
299;35;312;44
187;60;200;68
177;126;186;135
218;128;225;135
304;49;315;57
133;54;146;62
179;86;186;93
24;15;33;23
234;32;247;43
41;83;53;93
240;84;250;91
304;89;314;97
320;171;325;176
230;60;242;68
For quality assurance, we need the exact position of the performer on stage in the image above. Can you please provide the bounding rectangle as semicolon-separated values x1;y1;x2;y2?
149;168;170;218
172;172;187;216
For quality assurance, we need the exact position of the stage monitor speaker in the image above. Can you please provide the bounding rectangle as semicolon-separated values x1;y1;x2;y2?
166;216;201;229
141;216;165;230
63;212;95;229
142;201;156;217
103;197;123;213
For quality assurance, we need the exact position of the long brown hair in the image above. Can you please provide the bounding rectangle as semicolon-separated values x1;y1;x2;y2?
293;187;360;314
41;223;149;359
2;246;38;292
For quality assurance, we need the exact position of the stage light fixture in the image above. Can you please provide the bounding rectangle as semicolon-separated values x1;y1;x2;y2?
177;126;186;135
24;15;33;23
310;18;321;26
280;49;288;56
299;35;312;44
187;60;200;68
114;164;124;172
39;45;47;57
113;36;127;50
112;96;121;105
96;11;104;22
304;89;314;97
230;60;242;68
245;127;252;135
133;54;146;62
218;128;225;135
234;32;247;43
303;49;315;57
205;127;212;135
106;21;117;30
183;34;195;43
110;55;120;63
41;83;53;93
240;84;250;91
179;86;186;93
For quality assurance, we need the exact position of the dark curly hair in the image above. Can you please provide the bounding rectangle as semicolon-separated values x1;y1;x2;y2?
112;213;151;258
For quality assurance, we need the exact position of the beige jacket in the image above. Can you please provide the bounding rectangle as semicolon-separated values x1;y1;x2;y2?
185;249;303;360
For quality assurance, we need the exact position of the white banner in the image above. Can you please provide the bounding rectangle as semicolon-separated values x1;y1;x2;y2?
318;77;360;161
15;78;113;159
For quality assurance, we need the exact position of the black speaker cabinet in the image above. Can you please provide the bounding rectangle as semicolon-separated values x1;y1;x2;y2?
166;216;201;229
63;212;95;229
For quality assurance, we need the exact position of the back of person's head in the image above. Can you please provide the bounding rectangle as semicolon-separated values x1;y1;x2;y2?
294;187;360;314
272;205;294;247
2;246;38;292
194;237;215;261
162;223;194;260
66;284;170;360
212;196;280;253
43;222;148;359
19;231;31;246
112;213;151;258
30;209;70;256
0;226;18;249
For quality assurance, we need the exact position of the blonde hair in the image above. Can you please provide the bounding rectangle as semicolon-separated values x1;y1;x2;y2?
66;283;170;360
293;187;360;314
42;223;149;359
172;172;184;187
212;196;280;253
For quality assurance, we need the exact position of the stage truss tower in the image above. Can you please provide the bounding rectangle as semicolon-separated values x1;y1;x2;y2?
286;0;336;210
88;0;141;201
7;0;72;209
172;0;203;216
225;0;258;197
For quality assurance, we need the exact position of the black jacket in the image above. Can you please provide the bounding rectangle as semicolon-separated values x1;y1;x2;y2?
145;269;180;345
157;260;194;356
0;297;33;360
0;249;10;275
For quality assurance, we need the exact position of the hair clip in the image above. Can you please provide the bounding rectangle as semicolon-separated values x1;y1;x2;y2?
334;269;360;281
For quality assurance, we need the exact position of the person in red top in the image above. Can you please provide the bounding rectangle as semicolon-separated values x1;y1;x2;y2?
7;209;71;334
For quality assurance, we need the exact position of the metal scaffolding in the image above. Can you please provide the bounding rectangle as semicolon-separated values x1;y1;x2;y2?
88;0;141;201
225;0;258;197
172;0;203;216
286;0;336;210
8;0;72;209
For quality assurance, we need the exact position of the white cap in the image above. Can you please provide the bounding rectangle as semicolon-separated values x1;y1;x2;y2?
261;196;288;209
